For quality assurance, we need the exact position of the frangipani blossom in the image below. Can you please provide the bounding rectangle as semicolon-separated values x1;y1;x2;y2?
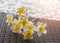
17;7;25;15
6;14;13;25
6;6;47;39
23;30;34;39
19;17;28;26
25;22;34;31
12;19;19;25
11;25;21;33
37;23;47;36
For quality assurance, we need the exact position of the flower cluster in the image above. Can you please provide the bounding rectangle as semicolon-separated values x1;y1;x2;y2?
6;7;47;39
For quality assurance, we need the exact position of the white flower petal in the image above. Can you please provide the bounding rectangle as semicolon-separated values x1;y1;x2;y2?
33;25;37;31
31;31;34;34
43;30;47;34
7;23;10;26
37;22;44;26
34;28;37;32
44;23;47;27
6;14;9;17
6;20;8;23
38;32;42;36
18;30;21;33
37;22;40;25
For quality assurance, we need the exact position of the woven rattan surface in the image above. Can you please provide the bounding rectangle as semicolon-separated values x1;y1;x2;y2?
0;12;60;43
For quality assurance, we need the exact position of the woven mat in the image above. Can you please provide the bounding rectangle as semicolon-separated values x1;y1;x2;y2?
0;12;60;43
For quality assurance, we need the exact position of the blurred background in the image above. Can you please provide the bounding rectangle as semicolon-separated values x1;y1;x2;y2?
0;0;60;21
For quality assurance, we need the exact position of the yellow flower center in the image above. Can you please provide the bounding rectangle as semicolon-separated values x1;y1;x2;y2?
6;15;12;23
25;24;33;30
19;17;27;26
12;25;21;33
23;30;33;39
38;25;45;33
13;19;19;25
17;7;25;15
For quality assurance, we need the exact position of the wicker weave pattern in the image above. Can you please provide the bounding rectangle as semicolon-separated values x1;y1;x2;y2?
0;12;60;43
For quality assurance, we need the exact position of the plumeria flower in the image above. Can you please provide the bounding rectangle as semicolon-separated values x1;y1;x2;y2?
19;17;28;26
6;14;13;25
37;23;47;36
6;6;48;39
11;24;22;33
17;7;25;15
12;19;19;25
25;22;34;31
22;30;34;39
